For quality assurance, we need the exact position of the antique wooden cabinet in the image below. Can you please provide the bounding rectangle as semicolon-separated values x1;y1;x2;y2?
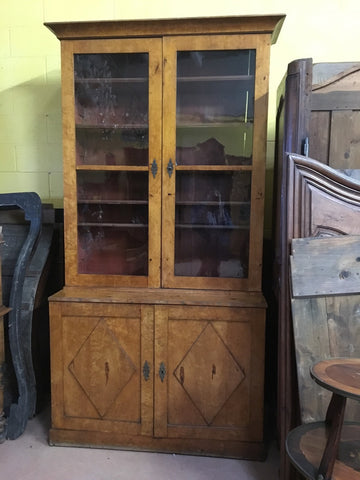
46;15;284;458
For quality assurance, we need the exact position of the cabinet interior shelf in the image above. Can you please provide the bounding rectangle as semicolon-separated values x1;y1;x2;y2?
76;123;148;130
75;77;147;84
176;201;250;206
78;200;148;205
75;121;252;130
79;222;147;228
75;74;254;84
176;121;253;128
76;165;148;171
176;224;249;230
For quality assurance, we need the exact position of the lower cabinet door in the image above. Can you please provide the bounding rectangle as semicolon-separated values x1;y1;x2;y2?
154;305;265;448
50;301;154;437
50;299;265;457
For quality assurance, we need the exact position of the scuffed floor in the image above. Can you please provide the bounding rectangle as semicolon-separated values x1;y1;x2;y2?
0;406;280;480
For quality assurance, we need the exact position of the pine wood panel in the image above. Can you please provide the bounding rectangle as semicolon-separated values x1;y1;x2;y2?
329;111;360;169
309;111;330;164
290;235;360;297
290;236;360;424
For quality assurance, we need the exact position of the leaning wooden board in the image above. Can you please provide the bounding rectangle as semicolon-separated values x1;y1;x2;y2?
0;230;11;443
290;235;360;423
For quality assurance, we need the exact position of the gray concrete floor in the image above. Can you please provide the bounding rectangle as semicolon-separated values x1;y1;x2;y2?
0;406;280;479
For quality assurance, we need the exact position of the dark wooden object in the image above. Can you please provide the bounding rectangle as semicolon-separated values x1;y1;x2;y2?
0;192;46;439
286;358;360;480
0;233;11;443
274;58;360;480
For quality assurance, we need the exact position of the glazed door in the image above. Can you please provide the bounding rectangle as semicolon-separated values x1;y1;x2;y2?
162;35;271;291
61;38;162;288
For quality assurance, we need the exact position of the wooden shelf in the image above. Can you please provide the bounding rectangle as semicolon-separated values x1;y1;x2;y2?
176;224;249;230
78;200;148;205
177;74;254;82
75;123;148;130
286;422;360;480
75;77;147;84
176;200;250;206
79;223;147;228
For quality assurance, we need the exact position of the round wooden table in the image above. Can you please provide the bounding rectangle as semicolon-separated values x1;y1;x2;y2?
286;358;360;480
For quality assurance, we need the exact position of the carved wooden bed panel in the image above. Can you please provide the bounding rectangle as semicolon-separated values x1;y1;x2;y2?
274;58;360;480
280;153;360;479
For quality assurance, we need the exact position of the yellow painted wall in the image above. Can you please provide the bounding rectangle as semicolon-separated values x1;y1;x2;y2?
1;0;360;235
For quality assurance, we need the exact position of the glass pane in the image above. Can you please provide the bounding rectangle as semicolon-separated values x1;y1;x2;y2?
176;50;255;166
175;171;251;278
74;53;149;166
77;171;148;275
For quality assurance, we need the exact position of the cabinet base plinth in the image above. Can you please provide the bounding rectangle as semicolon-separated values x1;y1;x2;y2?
49;428;265;461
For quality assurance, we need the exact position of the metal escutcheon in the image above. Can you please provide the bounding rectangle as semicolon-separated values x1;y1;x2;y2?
151;159;158;178
159;362;166;382
167;159;174;178
143;360;150;381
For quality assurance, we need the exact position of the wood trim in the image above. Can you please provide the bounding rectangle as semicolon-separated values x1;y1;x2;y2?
49;286;267;309
45;15;285;43
153;306;168;437
140;305;154;436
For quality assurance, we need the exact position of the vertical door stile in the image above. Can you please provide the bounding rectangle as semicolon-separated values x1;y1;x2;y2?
248;37;271;291
154;305;168;437
140;304;154;436
61;41;78;285
148;39;163;288
161;38;177;288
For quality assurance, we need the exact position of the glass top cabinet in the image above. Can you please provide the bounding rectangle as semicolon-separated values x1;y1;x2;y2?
49;17;283;291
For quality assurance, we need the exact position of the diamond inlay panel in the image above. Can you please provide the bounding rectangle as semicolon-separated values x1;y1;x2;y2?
69;318;136;417
174;322;245;425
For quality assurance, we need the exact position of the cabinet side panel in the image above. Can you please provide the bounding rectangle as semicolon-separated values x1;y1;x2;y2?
49;302;65;429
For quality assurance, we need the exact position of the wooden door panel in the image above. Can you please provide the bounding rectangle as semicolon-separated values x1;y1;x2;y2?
52;302;153;435
154;305;265;442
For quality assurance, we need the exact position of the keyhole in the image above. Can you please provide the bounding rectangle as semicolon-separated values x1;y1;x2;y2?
212;364;216;379
105;361;110;385
180;366;185;385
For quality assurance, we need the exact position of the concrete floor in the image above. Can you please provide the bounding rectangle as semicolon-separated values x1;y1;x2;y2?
0;406;280;480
